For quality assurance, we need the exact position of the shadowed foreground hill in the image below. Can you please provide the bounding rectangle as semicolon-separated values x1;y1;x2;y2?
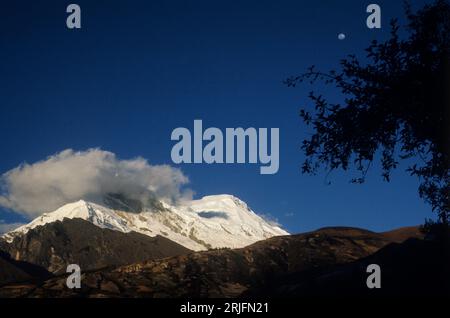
0;218;191;277
0;251;52;286
0;226;432;298
250;235;449;297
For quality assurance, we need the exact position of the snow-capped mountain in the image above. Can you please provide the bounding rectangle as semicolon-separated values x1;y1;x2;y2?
2;194;289;251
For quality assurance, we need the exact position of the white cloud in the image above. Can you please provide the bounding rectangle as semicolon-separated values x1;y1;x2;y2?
260;213;282;228
0;149;192;218
0;220;25;234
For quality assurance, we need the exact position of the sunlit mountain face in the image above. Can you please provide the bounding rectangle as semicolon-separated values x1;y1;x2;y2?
2;194;288;251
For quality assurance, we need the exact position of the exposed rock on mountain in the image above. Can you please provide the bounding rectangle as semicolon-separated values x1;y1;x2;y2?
1;218;191;274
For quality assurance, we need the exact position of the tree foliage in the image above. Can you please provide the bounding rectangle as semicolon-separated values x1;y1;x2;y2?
285;1;449;223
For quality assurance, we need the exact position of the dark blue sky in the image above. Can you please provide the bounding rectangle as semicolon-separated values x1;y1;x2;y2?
0;0;433;233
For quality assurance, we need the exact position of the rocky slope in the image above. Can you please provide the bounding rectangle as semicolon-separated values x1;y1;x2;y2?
0;218;191;275
250;235;449;297
0;253;40;286
0;226;427;298
0;243;52;287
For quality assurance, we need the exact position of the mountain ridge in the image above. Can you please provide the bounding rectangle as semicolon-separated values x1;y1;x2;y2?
2;194;289;251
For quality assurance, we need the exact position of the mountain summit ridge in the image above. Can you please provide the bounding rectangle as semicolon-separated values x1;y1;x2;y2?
2;195;288;251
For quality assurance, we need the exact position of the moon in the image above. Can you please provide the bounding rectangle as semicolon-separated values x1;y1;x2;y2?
338;33;346;40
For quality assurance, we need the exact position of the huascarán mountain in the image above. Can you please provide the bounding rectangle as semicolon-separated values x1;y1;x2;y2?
2;194;288;251
0;194;288;287
0;194;446;298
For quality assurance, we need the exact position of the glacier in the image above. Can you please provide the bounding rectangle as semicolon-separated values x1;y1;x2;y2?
2;194;289;251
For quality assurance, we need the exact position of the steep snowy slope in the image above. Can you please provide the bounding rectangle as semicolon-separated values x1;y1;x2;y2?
2;195;289;251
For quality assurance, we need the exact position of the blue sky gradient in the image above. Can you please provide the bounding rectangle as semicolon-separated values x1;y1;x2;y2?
0;0;433;233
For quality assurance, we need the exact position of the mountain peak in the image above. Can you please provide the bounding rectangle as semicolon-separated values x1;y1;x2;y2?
197;194;247;206
189;194;251;212
3;195;289;251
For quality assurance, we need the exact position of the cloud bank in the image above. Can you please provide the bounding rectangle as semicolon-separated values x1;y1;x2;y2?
0;149;192;218
259;213;282;228
0;220;25;234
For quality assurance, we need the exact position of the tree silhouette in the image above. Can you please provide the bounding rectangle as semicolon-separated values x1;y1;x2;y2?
286;1;449;224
